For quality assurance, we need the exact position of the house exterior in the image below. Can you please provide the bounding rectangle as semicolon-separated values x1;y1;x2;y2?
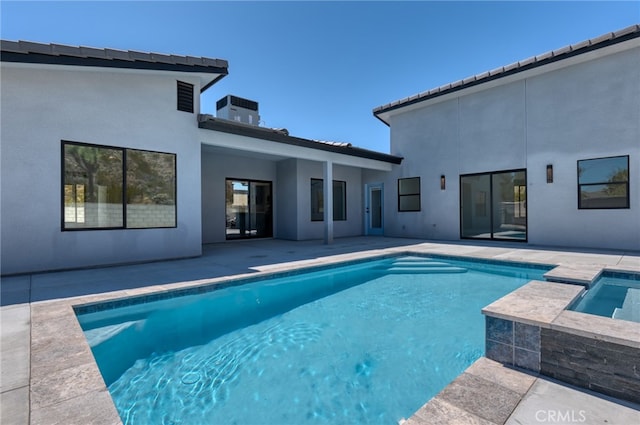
198;116;401;245
1;25;638;275
0;40;400;275
369;25;639;251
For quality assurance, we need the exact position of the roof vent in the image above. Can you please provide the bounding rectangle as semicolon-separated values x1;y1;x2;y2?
216;95;260;126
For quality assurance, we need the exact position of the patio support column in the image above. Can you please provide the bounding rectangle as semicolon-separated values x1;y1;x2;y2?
323;160;333;244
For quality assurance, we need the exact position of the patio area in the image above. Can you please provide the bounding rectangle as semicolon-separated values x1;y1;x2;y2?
2;237;639;424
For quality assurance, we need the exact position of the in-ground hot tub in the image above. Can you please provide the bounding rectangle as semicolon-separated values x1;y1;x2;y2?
570;270;640;323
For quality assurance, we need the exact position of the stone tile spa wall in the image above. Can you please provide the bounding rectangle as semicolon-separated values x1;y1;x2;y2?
540;327;640;404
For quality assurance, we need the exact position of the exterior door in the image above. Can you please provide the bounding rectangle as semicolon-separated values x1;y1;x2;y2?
460;170;527;241
225;179;273;239
365;183;384;235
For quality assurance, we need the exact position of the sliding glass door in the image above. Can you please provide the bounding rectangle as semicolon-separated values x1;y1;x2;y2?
225;179;272;240
461;174;491;238
460;170;526;241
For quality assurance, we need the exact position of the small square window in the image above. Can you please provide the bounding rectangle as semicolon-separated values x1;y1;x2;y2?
398;177;420;212
578;155;629;209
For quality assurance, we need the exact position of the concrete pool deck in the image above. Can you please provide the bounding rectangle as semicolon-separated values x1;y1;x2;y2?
1;237;639;424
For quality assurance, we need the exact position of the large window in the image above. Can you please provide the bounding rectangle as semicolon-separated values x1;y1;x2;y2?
398;177;420;212
63;141;176;230
578;155;629;209
310;179;347;221
460;170;527;241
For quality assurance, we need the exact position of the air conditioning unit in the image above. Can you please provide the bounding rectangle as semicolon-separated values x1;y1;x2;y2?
216;95;260;126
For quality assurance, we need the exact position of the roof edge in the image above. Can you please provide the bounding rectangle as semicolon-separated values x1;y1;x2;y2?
373;24;640;124
0;40;229;89
198;116;403;165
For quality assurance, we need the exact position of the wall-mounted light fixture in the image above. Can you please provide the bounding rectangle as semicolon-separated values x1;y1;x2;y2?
546;164;553;183
440;175;446;190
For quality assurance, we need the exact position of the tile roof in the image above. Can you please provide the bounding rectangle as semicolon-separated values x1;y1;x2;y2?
313;140;353;148
198;115;402;164
374;24;640;122
1;40;228;90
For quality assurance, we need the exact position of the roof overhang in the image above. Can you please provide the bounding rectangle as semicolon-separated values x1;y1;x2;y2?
0;40;229;92
199;116;402;171
374;24;640;126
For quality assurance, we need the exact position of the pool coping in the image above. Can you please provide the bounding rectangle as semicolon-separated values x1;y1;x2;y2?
73;251;554;315
409;273;640;424
9;240;640;424
402;356;640;425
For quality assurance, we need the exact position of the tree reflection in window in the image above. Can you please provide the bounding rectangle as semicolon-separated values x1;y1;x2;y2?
63;141;176;229
126;150;176;228
578;156;629;209
63;144;123;228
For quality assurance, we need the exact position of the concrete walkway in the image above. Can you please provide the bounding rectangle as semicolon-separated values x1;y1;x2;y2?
1;237;639;424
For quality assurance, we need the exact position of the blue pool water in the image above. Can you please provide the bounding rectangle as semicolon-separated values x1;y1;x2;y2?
570;271;640;323
76;256;550;425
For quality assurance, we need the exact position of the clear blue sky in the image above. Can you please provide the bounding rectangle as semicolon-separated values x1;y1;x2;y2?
2;1;638;153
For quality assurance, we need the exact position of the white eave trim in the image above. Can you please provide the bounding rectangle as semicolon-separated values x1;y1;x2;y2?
199;129;395;171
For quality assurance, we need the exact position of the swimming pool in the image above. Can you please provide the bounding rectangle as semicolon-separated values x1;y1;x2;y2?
570;271;640;323
76;255;550;424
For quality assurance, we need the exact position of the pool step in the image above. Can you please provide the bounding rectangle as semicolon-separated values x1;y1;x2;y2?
394;256;436;262
391;261;453;268
612;288;640;323
387;266;467;274
83;320;141;347
385;257;468;274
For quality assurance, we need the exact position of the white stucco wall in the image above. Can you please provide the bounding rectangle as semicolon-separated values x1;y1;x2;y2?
1;64;204;274
276;159;299;240
525;46;640;249
374;43;640;250
373;97;463;240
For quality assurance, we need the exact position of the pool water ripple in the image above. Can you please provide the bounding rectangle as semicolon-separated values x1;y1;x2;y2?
79;257;548;424
110;321;325;423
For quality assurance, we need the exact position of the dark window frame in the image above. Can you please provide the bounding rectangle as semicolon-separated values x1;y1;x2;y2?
577;155;630;210
310;178;347;222
225;178;273;240
177;80;194;113
61;140;177;231
333;180;347;221
398;177;421;212
459;168;528;242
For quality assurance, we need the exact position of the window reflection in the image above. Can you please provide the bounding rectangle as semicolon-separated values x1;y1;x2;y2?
461;170;527;241
63;144;123;228
310;179;347;221
126;150;176;228
398;177;420;212
578;156;629;209
63;142;176;230
226;179;272;239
